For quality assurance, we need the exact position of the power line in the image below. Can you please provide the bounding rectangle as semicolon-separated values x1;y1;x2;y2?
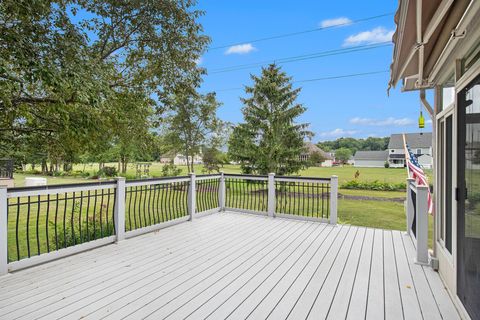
214;70;389;92
209;12;394;50
209;42;392;74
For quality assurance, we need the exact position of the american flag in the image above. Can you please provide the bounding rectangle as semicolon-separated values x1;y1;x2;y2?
405;143;433;214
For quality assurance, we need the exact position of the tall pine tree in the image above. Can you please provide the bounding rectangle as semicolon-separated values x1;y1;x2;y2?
229;64;312;175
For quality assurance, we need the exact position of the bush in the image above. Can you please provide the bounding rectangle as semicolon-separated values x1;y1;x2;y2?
341;180;406;191
161;163;182;177
97;166;117;177
384;161;390;168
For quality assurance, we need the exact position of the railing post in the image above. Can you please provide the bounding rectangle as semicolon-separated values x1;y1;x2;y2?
114;177;126;242
0;187;8;275
188;173;196;221
267;173;275;217
416;184;429;265
330;175;338;224
219;172;225;211
406;178;415;235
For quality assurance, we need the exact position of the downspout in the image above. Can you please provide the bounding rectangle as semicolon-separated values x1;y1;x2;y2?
420;88;437;261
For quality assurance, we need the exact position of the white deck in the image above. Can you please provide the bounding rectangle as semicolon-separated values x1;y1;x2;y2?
0;212;460;320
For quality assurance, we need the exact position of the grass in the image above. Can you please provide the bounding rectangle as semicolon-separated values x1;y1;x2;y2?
10;163;433;255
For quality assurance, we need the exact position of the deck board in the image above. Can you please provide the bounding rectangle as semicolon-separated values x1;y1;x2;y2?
0;212;460;320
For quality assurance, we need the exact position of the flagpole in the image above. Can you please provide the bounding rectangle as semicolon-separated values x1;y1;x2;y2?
402;133;411;178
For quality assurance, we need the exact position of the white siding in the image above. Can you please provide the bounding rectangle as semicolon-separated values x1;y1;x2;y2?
354;160;385;168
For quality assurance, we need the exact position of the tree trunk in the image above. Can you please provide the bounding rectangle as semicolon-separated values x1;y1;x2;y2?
41;159;47;174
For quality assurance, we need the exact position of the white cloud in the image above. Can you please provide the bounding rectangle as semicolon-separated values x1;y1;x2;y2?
225;43;256;55
349;117;414;126
320;17;352;28
319;128;359;138
343;27;394;46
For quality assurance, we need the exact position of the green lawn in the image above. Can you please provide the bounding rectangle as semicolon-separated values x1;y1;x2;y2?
10;163;432;254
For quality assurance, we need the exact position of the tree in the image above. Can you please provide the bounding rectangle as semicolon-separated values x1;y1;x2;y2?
228;64;312;175
0;0;208;166
335;148;352;164
308;151;326;167
161;88;223;173
202;147;222;173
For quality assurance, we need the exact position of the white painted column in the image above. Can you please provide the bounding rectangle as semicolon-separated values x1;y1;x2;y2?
267;173;275;217
188;173;196;221
330;176;338;224
0;187;8;276
219;172;225;211
416;184;429;265
406;178;415;235
114;177;126;242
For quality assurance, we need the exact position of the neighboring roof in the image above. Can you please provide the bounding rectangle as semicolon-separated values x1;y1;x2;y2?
388;132;432;149
354;151;388;162
303;142;333;160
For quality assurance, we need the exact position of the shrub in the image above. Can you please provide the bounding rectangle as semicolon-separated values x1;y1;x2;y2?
161;163;182;177
341;180;406;191
97;166;117;177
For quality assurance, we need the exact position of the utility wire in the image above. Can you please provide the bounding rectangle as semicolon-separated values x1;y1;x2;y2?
209;42;392;74
209;12;394;50
214;70;389;92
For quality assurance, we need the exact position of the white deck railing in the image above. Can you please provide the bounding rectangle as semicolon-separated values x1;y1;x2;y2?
406;178;429;265
0;173;338;274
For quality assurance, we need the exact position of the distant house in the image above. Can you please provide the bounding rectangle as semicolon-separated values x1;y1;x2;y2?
353;150;388;168
160;153;203;165
388;133;432;169
300;142;333;167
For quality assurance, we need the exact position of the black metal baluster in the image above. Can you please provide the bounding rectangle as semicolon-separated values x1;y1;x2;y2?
132;186;138;229
63;192;68;248
78;191;83;243
15;198;20;261
106;188;112;235
127;188;133;231
99;189;104;237
34;196;42;255
152;184;158;224
165;183;171;221
71;192;76;246
159;184;165;222
86;191;91;241
54;194;59;249
35;195;41;255
26;196;31;257
147;185;152;225
45;194;50;253
93;190;98;240
106;188;110;232
327;183;330;217
176;182;181;217
112;188;117;235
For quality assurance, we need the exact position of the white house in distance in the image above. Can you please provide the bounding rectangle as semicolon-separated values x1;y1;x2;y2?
353;150;388;168
300;142;333;167
390;1;480;318
160;153;203;166
353;132;433;168
388;132;433;169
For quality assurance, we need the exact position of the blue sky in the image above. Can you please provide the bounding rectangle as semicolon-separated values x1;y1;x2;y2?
197;0;432;141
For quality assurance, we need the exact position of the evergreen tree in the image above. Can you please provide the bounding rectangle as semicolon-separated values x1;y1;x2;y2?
228;64;312;175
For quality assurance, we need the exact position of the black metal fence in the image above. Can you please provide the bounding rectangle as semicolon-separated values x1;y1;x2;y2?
196;176;220;213
124;178;189;231
6;183;116;262
1;173;337;272
224;175;268;212
274;177;331;219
